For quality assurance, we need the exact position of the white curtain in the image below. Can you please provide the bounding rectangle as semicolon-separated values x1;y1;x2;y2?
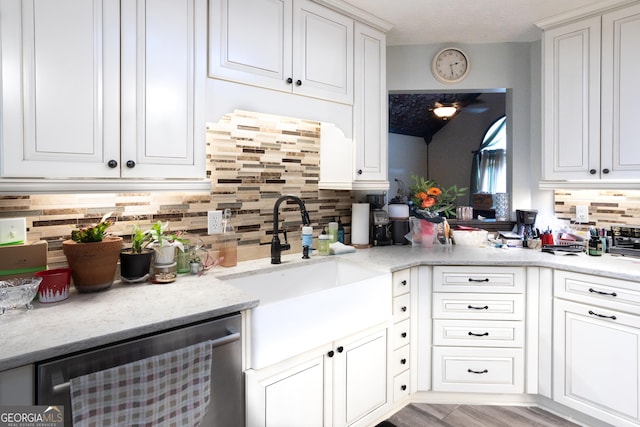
477;148;506;193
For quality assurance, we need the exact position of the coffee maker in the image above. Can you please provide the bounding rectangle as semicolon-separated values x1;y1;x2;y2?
367;194;392;246
516;209;538;238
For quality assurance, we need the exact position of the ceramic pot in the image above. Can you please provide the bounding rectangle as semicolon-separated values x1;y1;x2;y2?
119;248;153;282
153;245;177;265
62;236;123;293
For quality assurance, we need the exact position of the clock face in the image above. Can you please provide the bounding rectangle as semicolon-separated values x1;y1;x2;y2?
432;48;470;83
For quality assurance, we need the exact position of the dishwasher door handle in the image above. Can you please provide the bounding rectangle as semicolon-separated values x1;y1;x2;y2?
51;332;241;395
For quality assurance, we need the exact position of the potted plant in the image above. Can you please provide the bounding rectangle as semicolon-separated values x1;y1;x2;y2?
119;224;154;282
147;221;186;266
62;212;123;293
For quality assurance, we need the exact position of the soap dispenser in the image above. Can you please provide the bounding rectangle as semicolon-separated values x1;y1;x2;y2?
318;227;330;255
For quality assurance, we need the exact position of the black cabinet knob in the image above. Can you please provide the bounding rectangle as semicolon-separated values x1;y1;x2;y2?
337;346;344;353
401;332;407;338
286;77;293;84
401;280;407;286
327;350;334;358
126;160;135;168
401;385;407;391
295;79;302;86
107;160;118;168
400;358;407;365
589;169;597;175
602;168;610;174
357;169;363;175
401;306;407;312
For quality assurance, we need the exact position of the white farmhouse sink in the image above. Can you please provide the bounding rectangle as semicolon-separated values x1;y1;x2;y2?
222;259;391;369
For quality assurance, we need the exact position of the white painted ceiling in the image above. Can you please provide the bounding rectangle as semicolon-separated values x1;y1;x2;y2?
340;0;602;45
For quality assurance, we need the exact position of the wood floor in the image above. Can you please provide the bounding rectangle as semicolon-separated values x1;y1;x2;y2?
379;404;582;427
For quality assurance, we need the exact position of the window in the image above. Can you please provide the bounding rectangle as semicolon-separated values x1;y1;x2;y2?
470;115;506;195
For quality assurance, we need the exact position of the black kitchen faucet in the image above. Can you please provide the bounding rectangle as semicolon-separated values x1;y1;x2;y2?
271;195;311;264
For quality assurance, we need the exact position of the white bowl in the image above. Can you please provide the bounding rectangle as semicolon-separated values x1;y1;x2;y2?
0;277;42;314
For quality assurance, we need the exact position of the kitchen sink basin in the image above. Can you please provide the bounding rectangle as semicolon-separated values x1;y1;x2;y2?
221;259;391;369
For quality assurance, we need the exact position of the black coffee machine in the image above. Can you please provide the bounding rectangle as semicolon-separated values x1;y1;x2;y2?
367;194;392;246
516;209;538;238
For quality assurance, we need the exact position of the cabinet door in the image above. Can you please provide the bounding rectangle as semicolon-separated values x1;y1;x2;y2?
353;22;388;187
601;3;640;180
542;17;601;181
209;0;292;92
120;0;206;179
554;298;640;426
0;0;120;178
293;0;353;104
333;328;388;427
245;355;326;427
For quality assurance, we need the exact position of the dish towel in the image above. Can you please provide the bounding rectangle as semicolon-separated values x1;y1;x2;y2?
70;340;212;427
329;242;356;255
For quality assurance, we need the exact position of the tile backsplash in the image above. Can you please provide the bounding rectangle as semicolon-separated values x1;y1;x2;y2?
0;111;354;269
554;189;640;229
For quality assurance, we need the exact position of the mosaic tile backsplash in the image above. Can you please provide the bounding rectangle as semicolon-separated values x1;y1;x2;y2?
555;189;640;229
0;111;354;269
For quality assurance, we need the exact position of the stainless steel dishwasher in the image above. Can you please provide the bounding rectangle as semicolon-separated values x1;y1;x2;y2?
36;312;243;426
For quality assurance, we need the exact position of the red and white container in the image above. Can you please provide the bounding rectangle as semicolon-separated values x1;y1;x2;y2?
35;268;72;303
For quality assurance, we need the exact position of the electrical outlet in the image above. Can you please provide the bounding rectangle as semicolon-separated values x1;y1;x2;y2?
0;218;26;245
576;205;589;224
207;210;223;235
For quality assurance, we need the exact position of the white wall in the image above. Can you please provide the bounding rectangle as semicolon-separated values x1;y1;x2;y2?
387;42;554;218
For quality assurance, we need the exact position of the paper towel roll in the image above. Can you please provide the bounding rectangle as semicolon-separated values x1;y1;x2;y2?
351;203;370;245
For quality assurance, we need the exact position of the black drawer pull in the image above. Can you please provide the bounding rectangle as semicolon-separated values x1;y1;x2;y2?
468;278;490;282
468;331;489;337
588;288;617;297
588;310;616;320
467;369;488;374
467;305;489;310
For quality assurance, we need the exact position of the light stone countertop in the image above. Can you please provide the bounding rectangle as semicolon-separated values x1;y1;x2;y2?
2;244;640;372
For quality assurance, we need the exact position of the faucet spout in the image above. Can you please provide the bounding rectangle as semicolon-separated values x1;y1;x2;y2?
271;194;311;264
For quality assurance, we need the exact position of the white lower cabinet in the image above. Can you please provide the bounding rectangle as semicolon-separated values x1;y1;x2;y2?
431;266;525;394
554;270;640;427
245;326;389;427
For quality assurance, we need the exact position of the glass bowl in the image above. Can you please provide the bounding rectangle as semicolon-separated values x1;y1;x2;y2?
0;277;43;314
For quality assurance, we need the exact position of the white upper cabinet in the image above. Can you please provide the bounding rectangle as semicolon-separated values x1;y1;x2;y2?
209;0;353;104
540;2;640;184
0;0;207;186
600;3;640;180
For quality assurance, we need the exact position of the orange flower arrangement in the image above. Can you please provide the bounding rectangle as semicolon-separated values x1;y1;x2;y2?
410;174;466;218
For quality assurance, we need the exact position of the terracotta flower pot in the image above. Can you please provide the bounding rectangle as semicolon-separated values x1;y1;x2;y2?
62;236;123;293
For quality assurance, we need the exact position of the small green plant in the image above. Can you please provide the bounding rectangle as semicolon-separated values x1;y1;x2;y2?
148;221;186;251
130;224;152;253
71;212;113;243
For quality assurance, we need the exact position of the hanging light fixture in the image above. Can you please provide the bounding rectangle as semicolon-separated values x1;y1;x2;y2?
433;105;457;119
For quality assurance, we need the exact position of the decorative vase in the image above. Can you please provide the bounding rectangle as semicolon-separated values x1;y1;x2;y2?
119;248;153;282
153;245;177;265
62;236;123;293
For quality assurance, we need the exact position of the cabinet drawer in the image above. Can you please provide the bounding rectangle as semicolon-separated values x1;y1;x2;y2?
392;269;411;297
432;347;524;393
393;293;411;321
433;293;525;320
392;318;410;350
393;370;410;402
432;319;524;347
433;266;525;293
555;270;640;313
392;345;410;376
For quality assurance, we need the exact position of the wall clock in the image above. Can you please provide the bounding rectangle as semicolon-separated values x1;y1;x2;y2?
431;47;470;84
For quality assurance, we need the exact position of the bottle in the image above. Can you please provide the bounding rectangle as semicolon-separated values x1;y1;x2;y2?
318;227;330;255
220;209;237;267
337;217;345;244
328;221;338;243
588;236;602;256
301;226;313;255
